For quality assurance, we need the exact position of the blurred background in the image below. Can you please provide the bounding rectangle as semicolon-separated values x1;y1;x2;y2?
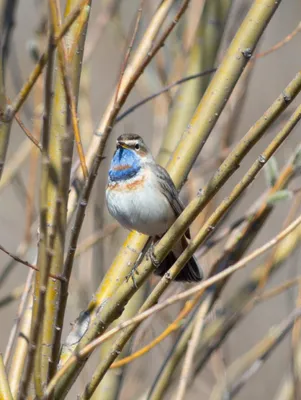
1;0;301;399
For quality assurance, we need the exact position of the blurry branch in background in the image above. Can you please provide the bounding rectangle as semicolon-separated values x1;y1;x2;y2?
3;271;34;366
290;262;301;400
175;293;214;400
209;307;301;400
0;0;18;71
0;0;18;179
115;67;217;123
11;104;42;150
255;20;301;60
0;354;13;400
0;242;65;281
18;19;57;400
191;215;301;383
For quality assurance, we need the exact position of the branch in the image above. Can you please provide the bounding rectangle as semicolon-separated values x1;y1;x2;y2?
115;68;217;123
209;308;301;399
18;25;57;400
0;243;64;281
0;354;13;400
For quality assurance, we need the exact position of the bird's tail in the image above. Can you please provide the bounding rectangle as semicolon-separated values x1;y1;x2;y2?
154;237;203;282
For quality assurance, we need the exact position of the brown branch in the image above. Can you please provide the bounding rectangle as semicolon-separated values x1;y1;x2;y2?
0;243;65;282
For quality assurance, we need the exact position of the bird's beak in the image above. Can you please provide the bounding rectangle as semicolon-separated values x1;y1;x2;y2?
117;141;129;149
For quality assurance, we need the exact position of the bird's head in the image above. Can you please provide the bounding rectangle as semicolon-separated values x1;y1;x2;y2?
108;134;153;182
116;134;149;156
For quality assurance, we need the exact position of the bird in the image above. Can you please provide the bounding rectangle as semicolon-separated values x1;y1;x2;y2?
106;134;203;282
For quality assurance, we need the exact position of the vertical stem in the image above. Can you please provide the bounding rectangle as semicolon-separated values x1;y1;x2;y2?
0;354;13;400
8;273;34;399
18;26;56;400
0;0;18;179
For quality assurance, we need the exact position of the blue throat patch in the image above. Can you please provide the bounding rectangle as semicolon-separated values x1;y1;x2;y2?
109;147;141;181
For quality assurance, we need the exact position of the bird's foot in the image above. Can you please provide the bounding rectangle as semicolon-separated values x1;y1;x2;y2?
147;243;161;268
126;255;142;288
126;267;139;288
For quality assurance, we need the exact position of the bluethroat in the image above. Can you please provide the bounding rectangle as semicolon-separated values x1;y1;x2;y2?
106;134;203;282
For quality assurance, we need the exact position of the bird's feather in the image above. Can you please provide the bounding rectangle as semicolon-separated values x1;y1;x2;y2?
149;164;202;281
151;164;191;238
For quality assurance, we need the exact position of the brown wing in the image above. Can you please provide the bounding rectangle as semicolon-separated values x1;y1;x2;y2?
150;164;203;281
151;164;191;238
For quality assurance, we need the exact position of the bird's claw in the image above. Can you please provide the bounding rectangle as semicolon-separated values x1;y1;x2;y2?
126;259;140;288
147;243;160;268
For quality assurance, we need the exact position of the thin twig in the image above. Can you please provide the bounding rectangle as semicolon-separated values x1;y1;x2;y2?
4;271;34;365
8;287;33;398
110;296;200;369
115;68;217;123
0;0;18;179
291;247;301;399
14;110;42;150
176;294;214;400
23;134;40;244
0;243;64;281
256;276;301;303
255;21;301;59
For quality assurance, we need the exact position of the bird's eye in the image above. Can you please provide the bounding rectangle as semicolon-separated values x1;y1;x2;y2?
135;143;140;150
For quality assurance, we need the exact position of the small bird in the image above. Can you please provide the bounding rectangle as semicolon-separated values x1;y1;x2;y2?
106;134;203;282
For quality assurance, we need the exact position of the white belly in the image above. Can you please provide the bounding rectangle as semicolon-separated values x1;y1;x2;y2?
106;176;175;236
